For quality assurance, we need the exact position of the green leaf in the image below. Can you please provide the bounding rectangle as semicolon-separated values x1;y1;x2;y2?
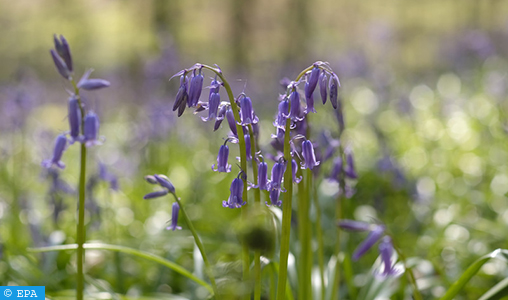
28;243;213;295
479;277;508;300
440;249;508;300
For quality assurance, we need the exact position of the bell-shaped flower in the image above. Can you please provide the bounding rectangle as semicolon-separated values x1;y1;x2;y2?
304;83;317;114
319;72;328;104
202;92;220;121
288;90;304;121
338;219;371;232
328;156;343;183
257;161;269;190
270;159;286;191
42;134;67;169
167;202;182;231
377;236;402;277
268;188;282;207
226;107;238;136
329;73;340;109
154;174;176;194
344;149;358;179
143;189;168;200
301;140;320;170
50;49;70;80
245;133;252;161
223;177;246;208
352;225;385;261
68;96;81;143
83;111;101;147
212;143;231;173
214;105;228;131
305;67;320;99
291;159;302;183
173;75;189;113
188;69;204;107
273;99;289;129
53;34;73;72
239;96;258;125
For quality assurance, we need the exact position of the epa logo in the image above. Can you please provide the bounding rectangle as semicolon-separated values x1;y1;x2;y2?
16;290;38;297
4;289;12;297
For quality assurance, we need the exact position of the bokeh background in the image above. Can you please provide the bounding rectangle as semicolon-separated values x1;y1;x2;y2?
2;0;508;299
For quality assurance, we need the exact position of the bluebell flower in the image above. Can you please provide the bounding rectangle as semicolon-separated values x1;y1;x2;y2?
83;111;101;147
68;96;81;144
188;69;204;107
328;156;343;183
301;140;320;170
42;134;68;169
226;107;238;136
305;66;320;99
288;89;304;121
223;177;246;208
273;99;289;129
257;161;269;190
154;174;176;194
78;79;111;90
304;82;317;114
212;143;231;173
143;189;169;200
245;133;252;161
167;202;182;231
319;72;328;104
213;105;228;131
329;73;340;109
338;219;371;232
202;92;220;121
291;159;302;183
50;49;70;80
239;96;258;125
352;225;385;261
377;236;401;277
268;188;282;207
173;74;189;113
53;34;73;72
270;159;286;191
344;149;358;179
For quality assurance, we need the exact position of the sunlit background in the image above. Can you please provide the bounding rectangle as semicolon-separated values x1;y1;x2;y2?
2;0;508;299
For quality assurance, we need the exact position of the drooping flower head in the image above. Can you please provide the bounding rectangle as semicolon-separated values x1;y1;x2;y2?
202;92;220;122
173;73;189;115
270;158;287;191
226;106;238;136
305;66;320;99
301;140;320;170
329;73;340;109
377;236;402;277
288;89;304;122
352;225;385;261
239;95;258;126
188;68;204;107
143;189;169;200
244;133;252;161
53;34;73;73
83;111;101;147
257;161;269;191
154;174;176;194
167;202;182;231
223;174;246;209
268;188;282;207
77;69;111;90
213;105;228;131
42;134;68;169
344;148;358;179
68;96;81;143
304;81;317;114
212;140;232;173
319;72;328;104
273;98;289;129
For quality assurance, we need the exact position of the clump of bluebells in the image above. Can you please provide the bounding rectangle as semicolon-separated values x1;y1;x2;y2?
144;174;182;230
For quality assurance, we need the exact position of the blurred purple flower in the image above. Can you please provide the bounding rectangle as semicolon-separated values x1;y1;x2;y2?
83;111;101;147
54;34;73;72
301;140;320;170
377;236;401;277
268;188;282;207
352;225;385;261
167;202;182;231
344;149;358;179
226;107;237;136
304;83;317;114
173;74;189;114
329;74;340;109
338;219;371;232
188;69;204;107
288;90;304;121
68;96;81;144
319;72;328;104
42;134;67;169
239;96;258;126
202;92;220;122
305;66;320;99
212;143;232;173
223;177;246;208
270;159;286;191
328;156;343;183
154;174;176;194
50;49;70;80
273;99;289;129
143;189;169;200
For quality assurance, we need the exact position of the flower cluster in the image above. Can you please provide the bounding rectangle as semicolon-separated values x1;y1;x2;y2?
42;35;110;169
144;175;181;230
338;220;402;277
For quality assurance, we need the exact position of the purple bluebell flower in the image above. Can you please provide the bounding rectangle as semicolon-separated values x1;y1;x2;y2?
212;143;231;173
273;99;289;129
301;140;320;170
167;202;182;231
188;69;204;107
68;96;81;143
329;73;340;109
177;100;187;117
223;177;246;208
214;105;228;131
143;189;169;200
304;83;317;114
291;159;302;183
202;92;220;121
338;219;371;232
245;134;252;161
344;149;358;179
305;66;320;99
268;188;282;207
352;225;385;261
50;49;70;80
239;96;258;125
144;175;158;184
270;159;286;190
173;74;188;113
257;161;269;190
319;72;328;104
54;35;73;72
328;156;343;182
42;134;67;169
78;79;111;90
288;90;304;121
226;107;238;136
377;236;401;277
154;174;176;194
83;111;101;147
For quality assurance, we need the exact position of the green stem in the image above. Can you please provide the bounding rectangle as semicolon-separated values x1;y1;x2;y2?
71;79;86;300
392;240;423;300
199;64;250;292
313;177;325;300
248;124;262;300
170;193;219;298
